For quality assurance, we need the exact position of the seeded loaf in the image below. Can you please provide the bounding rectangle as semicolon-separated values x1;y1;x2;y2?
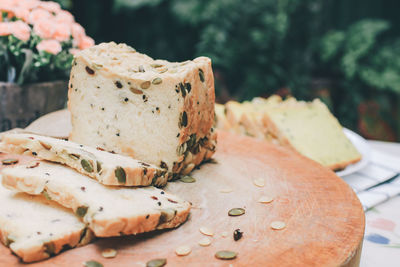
0;133;168;187
68;42;217;177
1;161;191;237
0;175;93;263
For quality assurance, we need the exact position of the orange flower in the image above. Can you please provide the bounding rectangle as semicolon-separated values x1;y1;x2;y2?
52;22;71;42
36;39;62;54
12;7;30;22
29;8;51;25
38;1;61;13
33;18;55;39
0;22;12;36
10;20;31;41
78;36;94;50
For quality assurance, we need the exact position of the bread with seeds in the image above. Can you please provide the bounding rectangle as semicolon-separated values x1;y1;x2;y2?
0;175;93;263
0;133;168;187
68;42;217;178
1;161;191;237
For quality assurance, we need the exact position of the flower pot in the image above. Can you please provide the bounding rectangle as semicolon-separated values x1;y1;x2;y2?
0;81;68;131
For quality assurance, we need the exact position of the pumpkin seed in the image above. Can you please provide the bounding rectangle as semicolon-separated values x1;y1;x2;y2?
215;250;237;260
157;67;168;73
159;208;176;223
130;87;143;94
228;208;245;217
96;161;102;173
69;153;80;160
42;190;51;200
258;195;274;204
141;81;151;89
187;134;196;148
76;206;88;217
150;63;164;68
101;248;117;258
199;69;205;82
253;178;265;187
179;111;188;128
152;77;162;85
176;143;187;156
139;65;145;72
1;158;18;165
81;159;93;173
180;175;196;183
92;63;103;70
179;83;186;97
270;221;286;230
39;141;52;150
44;241;55;255
84;260;103;267
115;167;126;183
199;226;214;236
146;258;166;267
185;83;191;93
198;237;211;247
175;245;191;256
5;235;16;246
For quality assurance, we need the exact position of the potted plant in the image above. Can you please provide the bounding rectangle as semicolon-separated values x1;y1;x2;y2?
0;0;94;131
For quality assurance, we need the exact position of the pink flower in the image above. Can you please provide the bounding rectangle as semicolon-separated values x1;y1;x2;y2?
28;8;51;24
33;18;55;39
0;0;18;13
78;35;94;50
16;0;40;10
0;22;12;36
68;48;80;55
11;7;30;22
71;22;85;41
52;22;71;42
55;10;74;24
10;20;31;41
38;1;61;13
36;39;62;54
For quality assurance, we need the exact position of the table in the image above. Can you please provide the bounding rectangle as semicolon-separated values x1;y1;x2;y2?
361;140;400;267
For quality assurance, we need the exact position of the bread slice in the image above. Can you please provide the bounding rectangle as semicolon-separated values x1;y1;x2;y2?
1;161;191;237
0;133;168;187
214;103;231;131
260;98;362;170
68;42;217;177
0;176;93;263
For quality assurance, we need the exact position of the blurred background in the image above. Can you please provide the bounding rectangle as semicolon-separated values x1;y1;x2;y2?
57;0;400;141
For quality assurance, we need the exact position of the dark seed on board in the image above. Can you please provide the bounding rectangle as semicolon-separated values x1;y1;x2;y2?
233;229;243;241
85;66;95;75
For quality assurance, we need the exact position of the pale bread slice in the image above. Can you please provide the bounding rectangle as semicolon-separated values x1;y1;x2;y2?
0;175;93;263
0;133;168;187
1;161;191;237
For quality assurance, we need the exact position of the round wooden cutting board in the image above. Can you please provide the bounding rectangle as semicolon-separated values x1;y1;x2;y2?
0;110;365;267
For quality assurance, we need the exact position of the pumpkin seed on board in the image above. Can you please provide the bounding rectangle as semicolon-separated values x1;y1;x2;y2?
228;208;245;216
180;175;196;183
270;221;286;230
146;258;167;267
1;158;18;165
175;245;191;256
101;248;117;258
253;178;265;187
198;237;211;247
199;226;214;236
258;195;274;204
83;260;103;267
215;250;237;260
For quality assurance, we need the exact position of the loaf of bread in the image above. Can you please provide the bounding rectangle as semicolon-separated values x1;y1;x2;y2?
0;175;93;263
0;133;168;187
68;42;217;178
1;161;191;237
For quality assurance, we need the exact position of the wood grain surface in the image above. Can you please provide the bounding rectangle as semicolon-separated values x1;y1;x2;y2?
0;111;365;266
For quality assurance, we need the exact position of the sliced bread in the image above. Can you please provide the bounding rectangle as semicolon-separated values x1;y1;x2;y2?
0;175;93;263
0;133;168;187
68;42;217;177
1;161;191;237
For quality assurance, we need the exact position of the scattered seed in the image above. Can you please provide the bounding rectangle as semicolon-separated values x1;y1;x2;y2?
233;229;243;241
150;63;164;68
115;167;126;184
198;237;211;247
84;260;103;267
180;175;196;183
270;221;286;230
146;258;166;267
130;87;143;94
92;63;103;70
175;245;191;256
85;66;95;75
228;208;245;217
258;195;274;204
253;178;265;187
69;153;80;160
199;69;205;82
199;226;214;236
215;250;237;260
81;159;94;173
180;111;188;127
2;158;18;165
141;81;151;89
157;67;168;73
219;187;233;193
42;190;51;200
101;248;117;258
76;206;88;217
221;231;228;238
152;77;162;85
